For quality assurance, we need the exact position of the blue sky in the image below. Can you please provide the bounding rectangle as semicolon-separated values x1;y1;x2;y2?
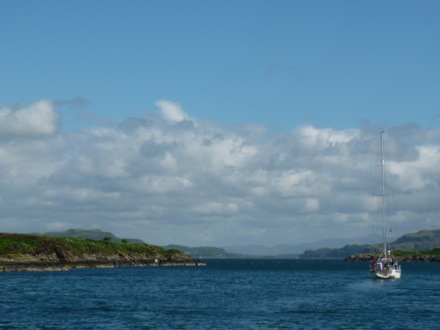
3;1;440;130
1;1;440;248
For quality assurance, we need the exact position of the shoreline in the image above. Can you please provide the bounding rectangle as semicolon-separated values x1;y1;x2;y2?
0;259;206;272
344;254;440;262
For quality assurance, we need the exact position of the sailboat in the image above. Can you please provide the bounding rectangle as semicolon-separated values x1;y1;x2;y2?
370;130;402;279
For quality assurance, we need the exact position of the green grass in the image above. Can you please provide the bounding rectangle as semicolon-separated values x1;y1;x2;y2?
0;233;186;260
393;248;440;258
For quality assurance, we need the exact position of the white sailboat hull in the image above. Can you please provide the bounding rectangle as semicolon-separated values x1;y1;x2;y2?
374;268;401;280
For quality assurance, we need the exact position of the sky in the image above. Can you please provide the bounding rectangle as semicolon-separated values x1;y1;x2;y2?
1;1;440;247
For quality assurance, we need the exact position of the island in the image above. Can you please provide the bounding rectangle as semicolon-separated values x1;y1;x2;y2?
0;233;205;272
298;229;440;262
344;249;440;262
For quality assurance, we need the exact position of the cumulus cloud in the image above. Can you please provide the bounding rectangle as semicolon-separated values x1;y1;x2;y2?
0;99;439;246
155;100;191;122
0;100;59;137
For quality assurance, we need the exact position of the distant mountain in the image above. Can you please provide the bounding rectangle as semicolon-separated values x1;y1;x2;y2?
42;230;245;258
300;244;376;259
299;229;440;259
42;228;440;259
162;245;246;259
223;244;299;256
224;236;375;256
393;229;440;250
44;228;143;243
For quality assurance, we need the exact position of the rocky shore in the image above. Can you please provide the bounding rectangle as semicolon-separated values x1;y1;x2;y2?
0;253;205;272
344;253;440;262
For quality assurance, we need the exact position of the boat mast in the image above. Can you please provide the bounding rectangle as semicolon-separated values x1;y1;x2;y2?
380;130;387;259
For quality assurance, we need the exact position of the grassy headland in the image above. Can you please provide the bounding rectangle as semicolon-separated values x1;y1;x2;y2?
0;233;202;271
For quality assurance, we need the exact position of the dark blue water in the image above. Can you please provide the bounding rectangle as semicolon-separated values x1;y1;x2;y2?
1;259;439;329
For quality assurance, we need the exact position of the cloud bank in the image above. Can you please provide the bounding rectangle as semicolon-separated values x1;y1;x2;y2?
1;100;439;246
0;100;59;137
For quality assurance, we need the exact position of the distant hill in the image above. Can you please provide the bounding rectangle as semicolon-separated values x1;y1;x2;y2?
224;244;303;256
44;229;143;243
162;245;247;259
43;230;243;258
393;229;440;250
42;228;440;259
223;236;375;256
300;244;377;259
299;229;440;259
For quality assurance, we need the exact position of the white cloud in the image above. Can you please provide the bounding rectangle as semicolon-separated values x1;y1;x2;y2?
1;99;439;246
389;145;440;192
295;125;359;149
0;100;59;137
155;100;191;122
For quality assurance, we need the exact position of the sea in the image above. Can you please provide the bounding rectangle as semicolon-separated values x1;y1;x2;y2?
1;259;439;329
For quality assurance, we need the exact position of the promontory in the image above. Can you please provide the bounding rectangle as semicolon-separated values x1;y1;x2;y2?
0;233;205;272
